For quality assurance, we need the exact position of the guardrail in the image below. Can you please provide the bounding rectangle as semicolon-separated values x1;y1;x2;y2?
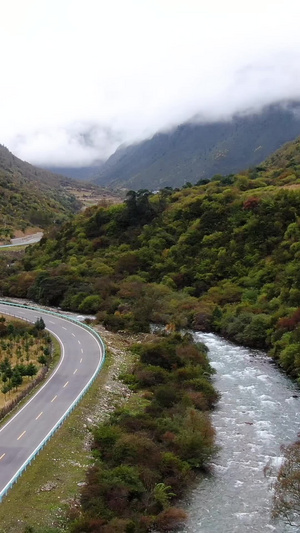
0;300;106;502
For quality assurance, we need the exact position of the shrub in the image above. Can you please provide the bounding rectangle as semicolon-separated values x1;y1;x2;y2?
184;377;220;407
154;385;180;408
92;424;123;460
155;507;188;531
134;364;169;387
112;433;161;468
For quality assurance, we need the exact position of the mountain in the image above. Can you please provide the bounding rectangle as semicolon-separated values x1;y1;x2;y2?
44;163;104;182
93;102;300;190
6;134;300;382
0;144;123;242
0;144;83;239
0;144;78;187
4;136;300;531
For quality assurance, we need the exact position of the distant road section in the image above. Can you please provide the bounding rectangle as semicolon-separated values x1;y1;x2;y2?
10;232;43;246
0;302;105;501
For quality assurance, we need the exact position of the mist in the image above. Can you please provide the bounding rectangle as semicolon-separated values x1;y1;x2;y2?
1;0;300;166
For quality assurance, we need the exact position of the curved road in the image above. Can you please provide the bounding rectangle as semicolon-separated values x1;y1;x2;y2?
0;232;43;249
0;302;104;500
10;232;43;246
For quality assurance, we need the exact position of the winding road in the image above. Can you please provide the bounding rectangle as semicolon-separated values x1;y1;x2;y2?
0;302;105;501
0;232;43;248
10;232;43;246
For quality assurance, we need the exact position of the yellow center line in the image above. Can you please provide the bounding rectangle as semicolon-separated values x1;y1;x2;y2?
17;431;26;440
63;381;69;388
73;368;78;375
51;395;57;403
35;411;43;420
0;453;5;460
80;358;83;363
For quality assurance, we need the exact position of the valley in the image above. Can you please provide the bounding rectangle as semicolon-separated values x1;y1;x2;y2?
0;132;300;532
2;3;300;532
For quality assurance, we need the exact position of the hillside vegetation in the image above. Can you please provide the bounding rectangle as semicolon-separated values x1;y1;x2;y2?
68;333;217;532
0;145;117;240
94;102;300;190
3;137;300;381
0;144;82;238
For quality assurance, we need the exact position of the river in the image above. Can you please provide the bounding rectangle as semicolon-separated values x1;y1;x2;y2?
182;333;300;533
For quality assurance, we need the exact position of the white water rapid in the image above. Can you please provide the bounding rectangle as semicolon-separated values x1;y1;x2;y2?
182;333;300;533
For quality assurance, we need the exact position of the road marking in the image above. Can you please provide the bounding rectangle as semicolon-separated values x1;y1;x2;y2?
72;333;76;337
73;369;78;375
35;412;43;420
49;320;55;324
81;348;83;353
62;326;67;330
80;358;83;363
78;340;81;345
51;395;57;403
0;453;5;460
17;431;26;440
63;381;69;388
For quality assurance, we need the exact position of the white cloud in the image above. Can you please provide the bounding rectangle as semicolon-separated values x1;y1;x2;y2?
0;0;300;166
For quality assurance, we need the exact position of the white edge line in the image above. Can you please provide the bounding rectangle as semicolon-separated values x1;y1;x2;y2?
0;302;104;501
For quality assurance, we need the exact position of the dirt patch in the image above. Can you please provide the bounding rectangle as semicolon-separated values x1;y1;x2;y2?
280;184;300;190
84;325;157;432
65;186;123;210
13;227;42;238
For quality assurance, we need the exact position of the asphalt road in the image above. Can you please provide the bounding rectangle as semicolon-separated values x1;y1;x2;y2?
0;303;104;500
10;232;43;246
0;232;43;249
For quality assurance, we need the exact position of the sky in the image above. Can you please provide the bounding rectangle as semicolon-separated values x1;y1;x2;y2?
1;0;300;167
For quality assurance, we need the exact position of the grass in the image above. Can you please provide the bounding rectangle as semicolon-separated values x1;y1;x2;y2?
0;244;28;252
0;351;114;533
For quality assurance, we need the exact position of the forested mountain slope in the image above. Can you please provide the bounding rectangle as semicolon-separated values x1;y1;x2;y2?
0;144;77;187
44;163;104;182
0;145;91;239
0;145;111;242
4;137;300;379
94;102;300;190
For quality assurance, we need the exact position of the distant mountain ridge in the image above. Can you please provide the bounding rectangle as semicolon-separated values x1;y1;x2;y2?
44;163;105;182
93;102;300;190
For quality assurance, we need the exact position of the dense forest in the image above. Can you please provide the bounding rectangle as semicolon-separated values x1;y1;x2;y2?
3;137;300;381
